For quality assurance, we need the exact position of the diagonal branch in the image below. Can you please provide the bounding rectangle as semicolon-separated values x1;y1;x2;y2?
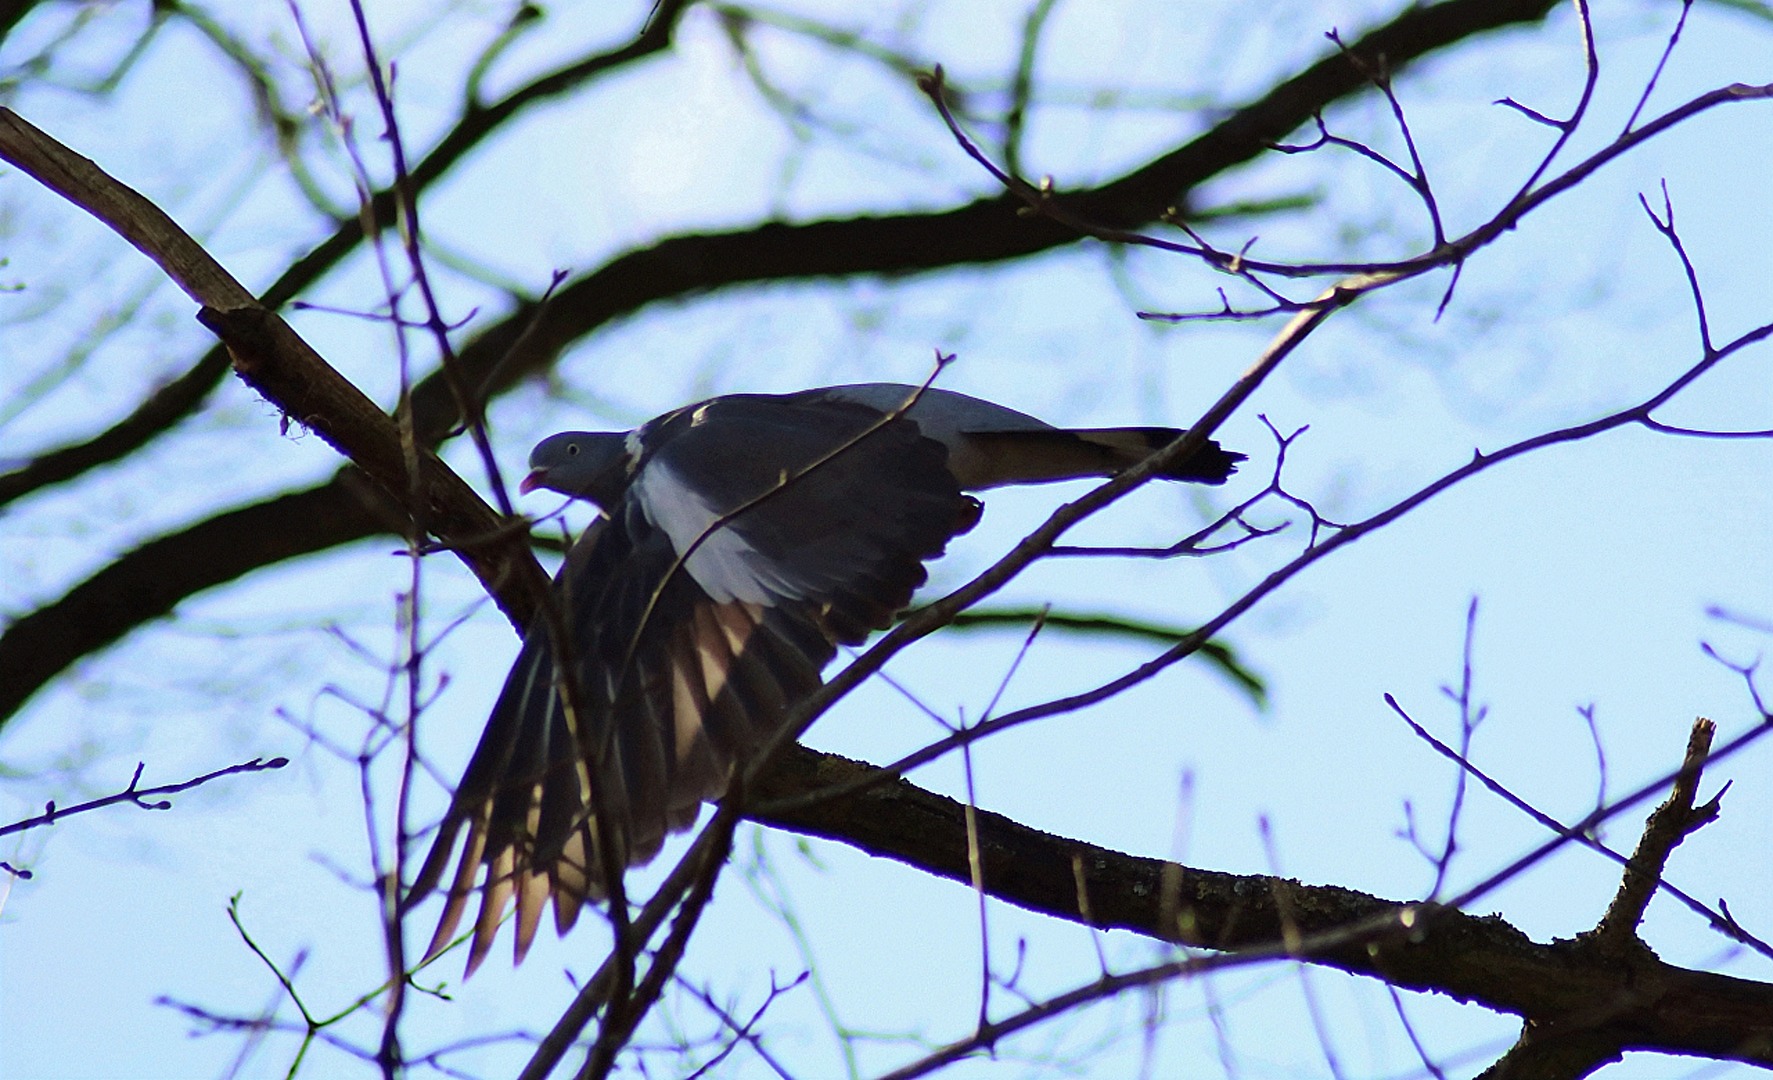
1590;718;1721;950
0;108;552;633
0;0;693;510
0;476;395;722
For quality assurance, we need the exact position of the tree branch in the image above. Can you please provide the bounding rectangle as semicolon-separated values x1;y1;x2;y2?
751;739;1773;1071
0;476;392;722
0;108;553;630
0;0;693;510
0;756;288;841
1591;718;1722;950
0;0;1568;729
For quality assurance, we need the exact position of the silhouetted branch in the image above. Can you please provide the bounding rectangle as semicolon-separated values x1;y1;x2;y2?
745;728;1773;1076
0;0;1574;732
0;0;693;511
1388;697;1758;955
0;108;552;636
1591;718;1722;949
0;756;288;841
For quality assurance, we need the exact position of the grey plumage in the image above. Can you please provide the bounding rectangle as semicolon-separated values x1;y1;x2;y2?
408;384;1242;973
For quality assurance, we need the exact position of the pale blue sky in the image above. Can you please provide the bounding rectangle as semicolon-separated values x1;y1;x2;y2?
2;2;1770;1077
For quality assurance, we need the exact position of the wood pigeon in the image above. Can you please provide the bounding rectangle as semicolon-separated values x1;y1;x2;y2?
408;383;1243;973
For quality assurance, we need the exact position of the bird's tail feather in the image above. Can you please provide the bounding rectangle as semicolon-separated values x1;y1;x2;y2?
957;427;1244;488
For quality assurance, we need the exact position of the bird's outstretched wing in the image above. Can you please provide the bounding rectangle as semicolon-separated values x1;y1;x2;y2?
410;395;978;972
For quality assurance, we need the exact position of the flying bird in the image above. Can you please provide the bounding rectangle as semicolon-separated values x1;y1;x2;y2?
408;383;1242;973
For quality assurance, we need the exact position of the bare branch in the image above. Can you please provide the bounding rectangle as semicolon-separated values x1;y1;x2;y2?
0;0;1585;731
1387;697;1761;955
0;756;288;841
0;109;551;632
1639;179;1716;356
1624;0;1696;134
0;0;693;510
745;741;1773;1075
1591;718;1721;950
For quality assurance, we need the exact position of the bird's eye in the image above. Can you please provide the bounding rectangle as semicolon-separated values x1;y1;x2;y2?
566;443;579;456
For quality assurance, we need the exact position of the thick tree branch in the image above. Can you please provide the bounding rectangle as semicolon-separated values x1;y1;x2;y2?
450;0;1563;416
0;477;392;722
751;740;1773;1071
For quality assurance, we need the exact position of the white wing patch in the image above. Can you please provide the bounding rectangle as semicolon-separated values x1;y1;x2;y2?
632;458;800;605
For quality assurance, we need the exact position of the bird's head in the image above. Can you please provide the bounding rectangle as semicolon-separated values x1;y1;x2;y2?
520;431;632;511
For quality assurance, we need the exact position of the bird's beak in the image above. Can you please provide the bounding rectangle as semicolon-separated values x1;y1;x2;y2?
518;468;547;495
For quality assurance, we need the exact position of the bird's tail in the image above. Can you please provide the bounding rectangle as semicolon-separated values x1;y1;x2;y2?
1072;427;1245;484
959;427;1244;488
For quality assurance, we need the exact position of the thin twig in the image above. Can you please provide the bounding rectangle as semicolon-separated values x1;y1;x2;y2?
1388;698;1761;955
0;756;288;840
